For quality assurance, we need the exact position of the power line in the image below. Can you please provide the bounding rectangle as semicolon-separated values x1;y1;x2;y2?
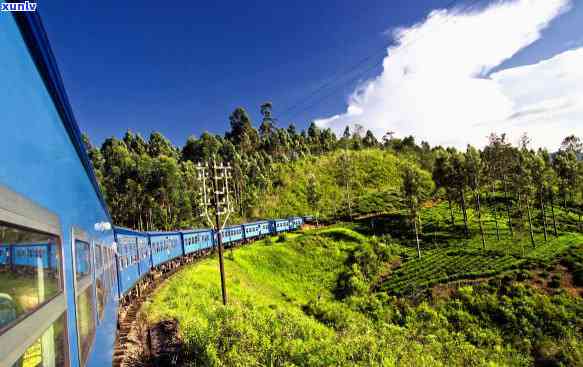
283;61;381;123
279;51;387;118
278;0;482;122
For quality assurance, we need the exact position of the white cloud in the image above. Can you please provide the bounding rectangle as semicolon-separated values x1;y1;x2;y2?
315;0;583;149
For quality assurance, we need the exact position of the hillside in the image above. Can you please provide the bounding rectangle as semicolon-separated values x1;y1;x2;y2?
255;149;430;220
141;224;583;366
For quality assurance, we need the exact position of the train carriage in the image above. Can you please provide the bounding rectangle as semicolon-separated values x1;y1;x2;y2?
271;219;291;233
288;217;304;230
219;225;244;246
0;242;56;269
1;10;117;367
148;231;183;267
113;227;142;295
182;229;214;254
242;222;262;240
137;233;153;277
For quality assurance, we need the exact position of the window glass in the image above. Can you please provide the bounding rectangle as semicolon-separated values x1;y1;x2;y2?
74;240;91;281
95;246;103;271
96;276;105;322
13;312;68;367
0;222;62;332
76;285;96;365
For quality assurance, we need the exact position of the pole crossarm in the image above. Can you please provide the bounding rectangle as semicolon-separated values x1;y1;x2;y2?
196;160;234;305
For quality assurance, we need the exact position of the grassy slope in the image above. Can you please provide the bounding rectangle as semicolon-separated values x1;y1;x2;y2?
256;149;428;219
142;223;583;366
143;230;363;365
370;200;583;296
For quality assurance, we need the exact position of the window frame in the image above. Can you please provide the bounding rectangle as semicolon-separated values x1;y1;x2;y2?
71;227;97;367
0;184;69;367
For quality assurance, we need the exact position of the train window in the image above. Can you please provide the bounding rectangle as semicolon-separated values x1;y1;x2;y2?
0;222;62;332
76;285;96;365
74;240;92;281
13;312;68;367
96;275;105;322
96;245;103;271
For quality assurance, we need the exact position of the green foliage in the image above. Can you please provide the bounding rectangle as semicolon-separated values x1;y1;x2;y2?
143;225;583;366
260;149;425;220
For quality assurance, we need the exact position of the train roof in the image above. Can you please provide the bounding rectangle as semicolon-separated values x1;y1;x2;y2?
222;224;243;229
181;228;213;234
146;230;182;236
113;226;148;236
14;12;112;224
243;220;270;225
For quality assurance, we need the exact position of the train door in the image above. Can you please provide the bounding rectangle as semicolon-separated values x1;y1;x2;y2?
71;228;96;367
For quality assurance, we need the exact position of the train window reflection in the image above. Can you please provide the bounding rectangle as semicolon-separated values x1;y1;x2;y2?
13;312;68;367
0;222;62;333
74;240;91;281
76;285;96;366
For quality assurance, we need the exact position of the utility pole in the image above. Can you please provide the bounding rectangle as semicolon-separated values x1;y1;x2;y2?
196;160;233;305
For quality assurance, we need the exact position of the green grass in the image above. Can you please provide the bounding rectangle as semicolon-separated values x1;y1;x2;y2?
141;223;583;366
144;230;355;323
363;200;583;296
142;202;583;366
379;233;582;296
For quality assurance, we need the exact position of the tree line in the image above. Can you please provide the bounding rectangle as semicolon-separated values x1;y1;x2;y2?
402;133;583;258
83;100;583;243
83;102;417;231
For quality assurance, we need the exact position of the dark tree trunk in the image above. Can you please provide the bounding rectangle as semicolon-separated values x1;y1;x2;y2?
526;194;535;248
503;175;513;237
491;184;500;241
447;195;455;226
414;214;421;259
460;187;469;238
539;186;548;242
549;188;558;236
475;189;486;250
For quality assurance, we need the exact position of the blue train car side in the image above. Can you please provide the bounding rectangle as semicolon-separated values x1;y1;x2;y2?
1;10;117;367
258;221;271;236
242;222;261;240
137;233;153;277
113;227;143;295
289;217;304;230
149;232;183;267
182;229;214;254
220;225;244;245
271;219;291;233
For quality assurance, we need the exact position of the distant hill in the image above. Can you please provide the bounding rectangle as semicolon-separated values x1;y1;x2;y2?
255;148;432;220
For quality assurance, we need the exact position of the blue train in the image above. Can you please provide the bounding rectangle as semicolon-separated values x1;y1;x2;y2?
0;10;312;367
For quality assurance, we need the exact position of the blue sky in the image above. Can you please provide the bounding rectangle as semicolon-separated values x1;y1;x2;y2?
40;0;583;148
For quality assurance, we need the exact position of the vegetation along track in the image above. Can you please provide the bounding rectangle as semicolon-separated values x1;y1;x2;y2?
112;228;325;367
112;247;218;367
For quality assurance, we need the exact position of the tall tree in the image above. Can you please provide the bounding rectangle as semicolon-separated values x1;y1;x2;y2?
363;130;379;148
515;143;536;248
483;133;514;237
451;152;470;237
432;149;456;226
531;150;553;241
227;107;259;153
465;145;486;249
402;167;423;259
